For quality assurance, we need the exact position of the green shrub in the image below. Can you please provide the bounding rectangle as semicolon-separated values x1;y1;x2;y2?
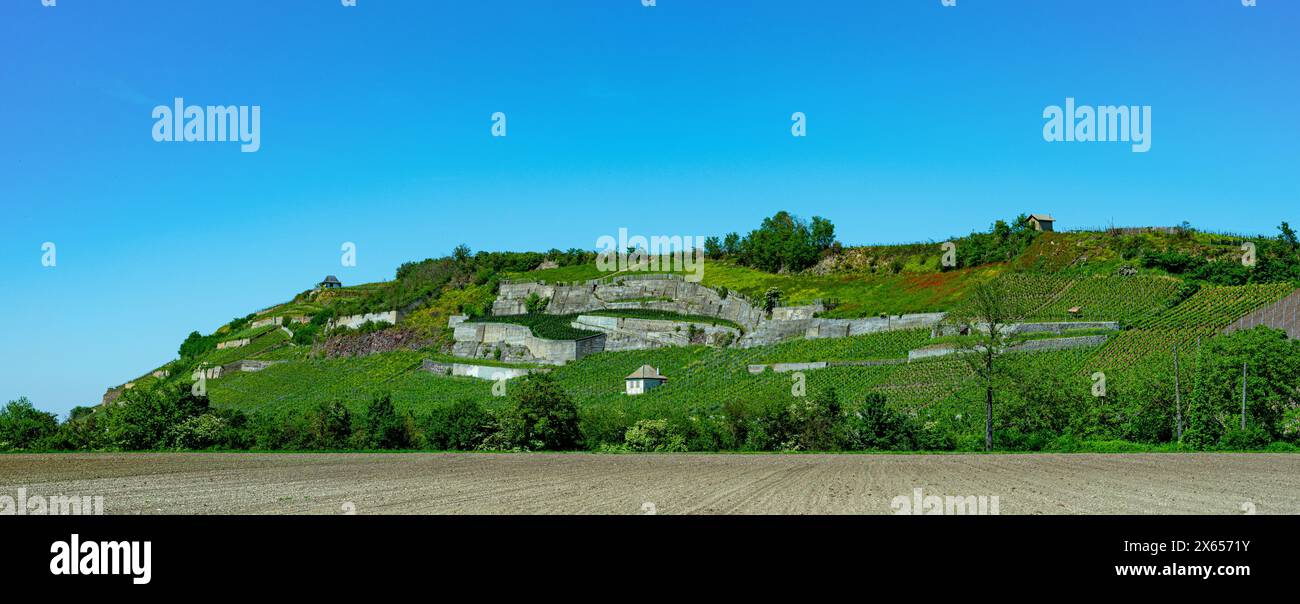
422;399;494;450
840;393;918;451
1219;425;1271;450
363;393;412;449
101;384;211;450
167;413;232;450
524;292;550;314
495;373;581;450
308;401;353;449
0;398;59;451
623;419;687;452
579;406;633;450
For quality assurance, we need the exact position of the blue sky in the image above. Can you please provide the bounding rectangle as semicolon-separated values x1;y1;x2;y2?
2;0;1297;416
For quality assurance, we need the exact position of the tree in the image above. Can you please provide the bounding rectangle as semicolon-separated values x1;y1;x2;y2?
733;211;836;273
452;244;472;264
810;216;836;251
499;373;580;450
703;236;723;259
1185;327;1300;448
950;282;1021;451
842;393;918;450
763;287;783;314
722;232;741;256
309;401;353;449
0;398;59;450
178;331;216;359
364;393;410;449
524;292;550;314
1278;221;1298;251
422;399;493;450
102;384;211;450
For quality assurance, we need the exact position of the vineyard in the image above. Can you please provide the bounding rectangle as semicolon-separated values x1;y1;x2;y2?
466;313;602;340
1089;283;1294;374
162;222;1299;452
754;328;930;363
955;273;1182;323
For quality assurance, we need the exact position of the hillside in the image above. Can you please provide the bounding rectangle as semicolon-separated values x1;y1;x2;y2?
86;214;1300;453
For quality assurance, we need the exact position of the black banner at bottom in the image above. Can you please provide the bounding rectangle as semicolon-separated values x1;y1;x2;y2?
1;514;1287;592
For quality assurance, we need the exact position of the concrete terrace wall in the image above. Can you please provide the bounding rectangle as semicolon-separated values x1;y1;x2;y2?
216;338;250;350
494;275;765;330
250;315;307;329
737;312;947;348
450;318;605;365
495;274;945;349
328;310;402;330
907;334;1110;361
935;321;1120;337
420;360;539;381
572;315;741;351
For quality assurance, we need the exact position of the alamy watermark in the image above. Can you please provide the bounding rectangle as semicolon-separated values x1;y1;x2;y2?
596;228;706;282
50;534;151;585
1043;98;1150;153
152;97;261;152
891;488;1000;515
2;488;104;515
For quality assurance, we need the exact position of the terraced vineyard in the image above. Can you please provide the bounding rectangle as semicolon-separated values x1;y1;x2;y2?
1030;275;1182;322
755;328;930;363
964;273;1182;323
208;350;458;416
1089;283;1294;374
205;327;290;366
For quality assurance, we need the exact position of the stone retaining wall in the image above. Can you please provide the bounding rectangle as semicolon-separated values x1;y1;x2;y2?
250;315;309;329
907;334;1111;361
420;360;539;381
450;318;605;365
572;315;741;351
328;310;402;330
492;275;953;350
493;275;765;330
935;321;1120;337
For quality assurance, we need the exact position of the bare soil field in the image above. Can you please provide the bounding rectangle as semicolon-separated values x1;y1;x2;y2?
2;453;1297;515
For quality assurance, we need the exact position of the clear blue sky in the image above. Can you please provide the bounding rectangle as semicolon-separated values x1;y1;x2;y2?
2;0;1297;416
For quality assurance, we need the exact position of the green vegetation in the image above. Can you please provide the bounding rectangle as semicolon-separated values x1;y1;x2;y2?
467;313;601;340
585;308;744;332
707;211;837;273
755;329;929;363
16;213;1300;454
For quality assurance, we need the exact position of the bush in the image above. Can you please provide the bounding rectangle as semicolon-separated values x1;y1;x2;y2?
422;399;494;450
732;211;836;273
496;373;581;450
623;419;687;452
744;388;843;451
579;406;632;450
101;385;211;450
0;397;59;451
1219;425;1271;451
363;393;412;449
840;393;918;451
308;401;353;449
524;292;550;314
168;413;232;450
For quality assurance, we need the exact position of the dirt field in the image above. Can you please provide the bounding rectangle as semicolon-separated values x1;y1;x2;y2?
2;453;1297;514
